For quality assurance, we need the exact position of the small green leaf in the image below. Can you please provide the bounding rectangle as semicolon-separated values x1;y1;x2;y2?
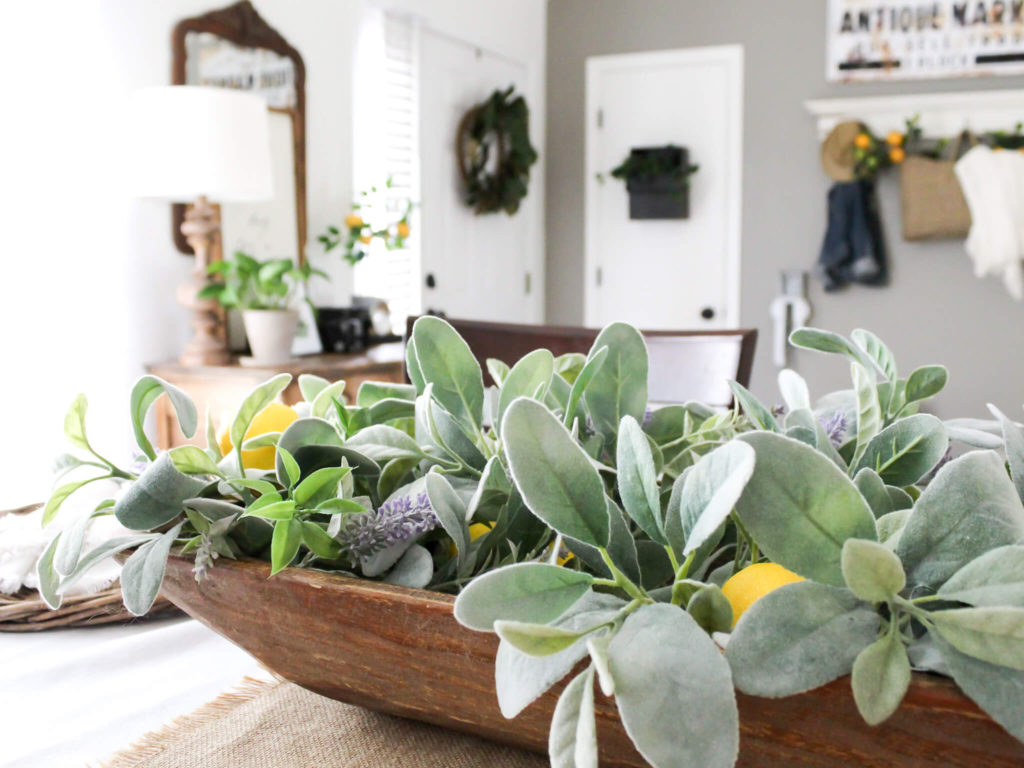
36;534;63;609
494;620;586;656
851;631;911;726
777;369;811;412
412;316;484;432
120;522;183;616
687;584;734;634
851;362;881;469
453;562;594;631
270;517;303;575
789;327;875;371
63;394;93;454
851;329;897;382
382;544;433;588
616;415;666;543
679;441;756;557
345;425;425;463
852;414;947;487
114;453;206;530
301;520;341;559
904;365;948;406
43;476;105;527
728;380;780;432
425;471;469;567
311;380;347;419
841;538;906;603
54;513;91;577
242;500;296;521
168;445;223;477
298;373;330;402
315;497;368;514
931;607;1024;671
129;376;198;461
356;380;417;407
548;666;597;768
293;466;351;506
563;345;608;428
989;404;1024;504
241;432;281;449
230;374;291;474
497;349;554;432
583;323;648;446
277;446;301;489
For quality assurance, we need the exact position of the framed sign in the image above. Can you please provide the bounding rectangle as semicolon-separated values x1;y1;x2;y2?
827;1;1024;82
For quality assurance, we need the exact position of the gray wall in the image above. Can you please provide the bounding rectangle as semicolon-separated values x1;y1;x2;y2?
545;0;1024;418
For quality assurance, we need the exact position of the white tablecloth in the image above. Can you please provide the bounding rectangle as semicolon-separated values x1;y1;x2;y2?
0;618;267;767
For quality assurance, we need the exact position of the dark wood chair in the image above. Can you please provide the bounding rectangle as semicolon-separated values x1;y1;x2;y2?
404;317;756;407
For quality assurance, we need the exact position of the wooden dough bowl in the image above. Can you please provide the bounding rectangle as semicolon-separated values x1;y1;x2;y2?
162;556;1024;767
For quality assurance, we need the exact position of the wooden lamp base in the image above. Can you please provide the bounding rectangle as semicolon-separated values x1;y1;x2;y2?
177;195;230;367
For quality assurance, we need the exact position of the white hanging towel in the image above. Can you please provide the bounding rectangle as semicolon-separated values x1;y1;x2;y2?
954;145;1024;300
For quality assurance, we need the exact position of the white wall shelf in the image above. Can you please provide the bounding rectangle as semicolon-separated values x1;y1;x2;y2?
805;89;1024;140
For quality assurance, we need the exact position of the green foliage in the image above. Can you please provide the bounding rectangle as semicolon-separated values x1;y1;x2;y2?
608;145;699;188
459;86;538;215
199;251;326;310
41;319;1024;765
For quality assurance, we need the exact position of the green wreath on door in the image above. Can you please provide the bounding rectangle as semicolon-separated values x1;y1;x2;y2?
456;86;538;215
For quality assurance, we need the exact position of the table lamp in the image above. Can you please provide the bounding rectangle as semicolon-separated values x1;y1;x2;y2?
126;86;273;366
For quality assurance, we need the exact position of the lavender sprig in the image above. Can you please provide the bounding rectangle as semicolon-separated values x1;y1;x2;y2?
337;492;437;567
819;410;848;448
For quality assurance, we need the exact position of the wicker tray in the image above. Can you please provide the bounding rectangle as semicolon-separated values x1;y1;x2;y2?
0;504;182;632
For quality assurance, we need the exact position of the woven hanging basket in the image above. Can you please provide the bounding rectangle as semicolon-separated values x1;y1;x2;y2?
0;505;182;632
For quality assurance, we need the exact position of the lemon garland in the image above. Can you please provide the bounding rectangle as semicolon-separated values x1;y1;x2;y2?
457;87;538;215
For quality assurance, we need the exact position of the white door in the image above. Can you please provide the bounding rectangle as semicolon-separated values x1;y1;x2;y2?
585;45;743;329
419;32;540;323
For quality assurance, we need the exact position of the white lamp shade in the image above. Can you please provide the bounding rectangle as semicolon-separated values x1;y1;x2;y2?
126;86;274;203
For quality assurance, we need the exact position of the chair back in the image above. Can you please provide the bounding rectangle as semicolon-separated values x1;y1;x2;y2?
404;317;756;407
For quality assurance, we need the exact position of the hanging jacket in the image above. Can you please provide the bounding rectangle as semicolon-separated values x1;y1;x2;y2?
816;180;888;292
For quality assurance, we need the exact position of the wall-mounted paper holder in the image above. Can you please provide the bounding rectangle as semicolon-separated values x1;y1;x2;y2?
770;270;811;368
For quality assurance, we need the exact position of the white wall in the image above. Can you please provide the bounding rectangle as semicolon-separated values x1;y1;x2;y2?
0;0;545;508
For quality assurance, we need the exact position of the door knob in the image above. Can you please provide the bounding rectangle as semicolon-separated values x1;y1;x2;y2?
425;273;437;288
700;307;715;320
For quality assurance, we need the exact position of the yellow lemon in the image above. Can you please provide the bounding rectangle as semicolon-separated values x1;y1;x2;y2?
886;131;904;147
721;563;803;628
396;221;411;238
218;401;298;470
345;213;364;229
889;147;906;164
854;133;871;149
359;234;373;245
449;522;493;557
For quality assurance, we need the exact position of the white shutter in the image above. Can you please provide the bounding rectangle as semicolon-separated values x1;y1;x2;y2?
353;12;420;334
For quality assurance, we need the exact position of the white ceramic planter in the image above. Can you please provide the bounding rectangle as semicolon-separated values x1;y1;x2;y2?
242;309;298;365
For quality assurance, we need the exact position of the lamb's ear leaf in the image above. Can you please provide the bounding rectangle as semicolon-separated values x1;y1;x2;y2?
929;607;1024;671
453;562;594;632
129;376;199;460
726;581;879;697
563;345;608;428
496;348;554;433
789;327;875;371
851;631;911;726
939;545;1024;607
114;453;207;530
548;666;597;768
582;323;648;447
932;633;1024;742
425;471;470;570
852;414;947;487
777;369;811;412
405;337;426;394
989;403;1024;504
904;365;948;405
494;620;585;657
728;380;779;432
298;373;330;402
854;468;893;518
411;315;484;431
230;373;292;475
608;604;739;768
680;441;756;556
502;397;610;547
841;538;906;603
851;362;881;469
851;329;898;382
382;544;433;589
120;522;183;616
735;432;876;586
897;451;1024;592
36;534;63;610
616;415;666;543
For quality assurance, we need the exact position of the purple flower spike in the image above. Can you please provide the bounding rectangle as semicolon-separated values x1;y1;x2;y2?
338;491;437;566
819;410;847;448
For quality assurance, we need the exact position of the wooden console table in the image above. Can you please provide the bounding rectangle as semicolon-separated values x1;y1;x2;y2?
146;343;405;450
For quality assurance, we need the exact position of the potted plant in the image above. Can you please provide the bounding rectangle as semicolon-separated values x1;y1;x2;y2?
37;320;1024;767
609;145;699;219
199;251;326;365
318;179;413;266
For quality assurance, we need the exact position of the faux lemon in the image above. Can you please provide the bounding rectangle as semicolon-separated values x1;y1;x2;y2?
449;522;493;557
854;132;871;149
218;401;299;470
721;562;803;628
396;221;411;238
886;130;903;147
345;213;364;229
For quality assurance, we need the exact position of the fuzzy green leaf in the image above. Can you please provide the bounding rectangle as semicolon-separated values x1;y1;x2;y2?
120;522;182;616
904;365;948;406
497;348;554;432
129;376;198;460
931;607;1024;671
851;631;911;726
495;620;586;656
549;666;597;768
411;316;484;431
502;397;610;547
616;415;666;543
852;414;947;487
230;374;291;474
270;517;303;575
582;323;648;446
939;546;1024;607
841;538;906;603
114;453;206;530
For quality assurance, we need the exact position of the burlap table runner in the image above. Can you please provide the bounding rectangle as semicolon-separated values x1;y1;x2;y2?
100;677;547;768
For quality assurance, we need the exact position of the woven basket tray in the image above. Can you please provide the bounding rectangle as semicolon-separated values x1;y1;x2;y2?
0;504;182;632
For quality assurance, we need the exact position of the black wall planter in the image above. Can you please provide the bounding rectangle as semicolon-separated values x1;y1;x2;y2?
623;147;691;220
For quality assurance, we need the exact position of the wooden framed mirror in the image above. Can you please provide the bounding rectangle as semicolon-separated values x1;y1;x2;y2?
171;0;307;264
